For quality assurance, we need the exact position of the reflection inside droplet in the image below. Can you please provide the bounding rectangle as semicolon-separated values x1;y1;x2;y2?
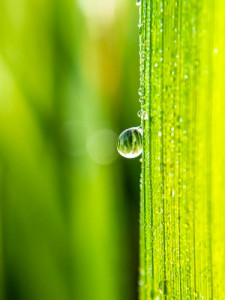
117;127;143;159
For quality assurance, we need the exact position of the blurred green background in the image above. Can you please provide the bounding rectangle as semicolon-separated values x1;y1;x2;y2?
0;0;141;299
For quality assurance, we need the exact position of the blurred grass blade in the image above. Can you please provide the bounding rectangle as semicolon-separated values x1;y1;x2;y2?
0;1;137;300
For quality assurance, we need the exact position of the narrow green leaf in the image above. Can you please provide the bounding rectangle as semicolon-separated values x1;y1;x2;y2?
139;0;225;299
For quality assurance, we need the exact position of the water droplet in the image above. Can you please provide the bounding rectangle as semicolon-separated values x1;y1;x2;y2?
159;280;170;296
138;23;143;34
138;109;148;120
194;59;200;67
150;290;160;299
194;291;199;298
139;96;144;103
117;127;143;159
184;222;190;229
138;280;144;286
136;0;141;6
138;87;144;96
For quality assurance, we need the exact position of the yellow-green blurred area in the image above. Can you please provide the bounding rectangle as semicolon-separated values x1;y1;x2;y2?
0;1;141;299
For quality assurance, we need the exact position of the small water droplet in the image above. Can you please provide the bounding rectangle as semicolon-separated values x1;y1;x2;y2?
194;59;200;67
138;23;143;34
184;222;190;228
138;87;144;96
136;0;141;6
194;291;199;298
150;290;160;299
117;127;143;159
159;280;170;296
139;96;144;103
138;109;148;120
138;280;144;286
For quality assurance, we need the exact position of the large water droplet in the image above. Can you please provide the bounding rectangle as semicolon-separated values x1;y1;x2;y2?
159;280;170;296
117;127;143;158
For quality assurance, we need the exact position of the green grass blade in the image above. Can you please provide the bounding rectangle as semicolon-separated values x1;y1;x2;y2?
139;0;225;299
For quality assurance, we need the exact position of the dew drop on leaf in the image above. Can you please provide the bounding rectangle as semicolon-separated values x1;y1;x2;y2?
117;127;143;159
139;96;144;103
159;280;170;296
194;291;199;298
138;23;143;34
138;87;144;96
137;109;148;120
136;0;141;6
150;289;160;299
